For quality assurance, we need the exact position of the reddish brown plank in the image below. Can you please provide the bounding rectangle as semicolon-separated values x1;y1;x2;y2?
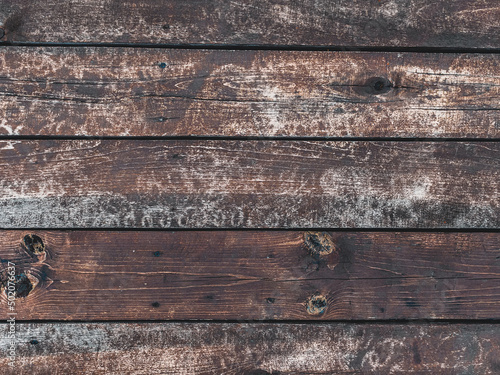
1;0;500;48
1;322;500;374
1;231;500;320
0;48;499;138
0;140;498;229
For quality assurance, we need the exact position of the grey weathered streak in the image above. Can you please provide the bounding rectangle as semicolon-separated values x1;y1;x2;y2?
1;231;500;320
1;322;500;374
1;47;500;138
0;140;499;229
1;0;500;48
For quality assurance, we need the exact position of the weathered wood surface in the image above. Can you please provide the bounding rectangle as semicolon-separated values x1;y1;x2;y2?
1;47;500;138
1;1;500;48
0;140;498;229
1;231;500;320
1;322;500;374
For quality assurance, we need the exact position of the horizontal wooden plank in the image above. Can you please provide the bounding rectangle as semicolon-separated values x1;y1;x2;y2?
1;48;500;138
0;140;498;229
1;231;500;320
1;322;500;374
1;1;500;48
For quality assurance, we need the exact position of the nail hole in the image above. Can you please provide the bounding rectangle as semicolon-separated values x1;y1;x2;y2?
162;24;170;30
158;62;167;69
363;77;393;95
153;251;161;257
306;294;328;316
266;297;275;304
151;302;160;308
23;234;45;254
30;339;39;345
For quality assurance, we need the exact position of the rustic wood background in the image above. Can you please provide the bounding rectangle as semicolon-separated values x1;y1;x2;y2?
0;1;499;374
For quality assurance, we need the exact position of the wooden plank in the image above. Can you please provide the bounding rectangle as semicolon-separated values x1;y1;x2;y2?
1;47;500;138
1;231;500;320
0;140;498;229
1;1;500;48
1;322;500;374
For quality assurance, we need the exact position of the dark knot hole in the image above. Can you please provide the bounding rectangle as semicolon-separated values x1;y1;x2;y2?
364;77;393;95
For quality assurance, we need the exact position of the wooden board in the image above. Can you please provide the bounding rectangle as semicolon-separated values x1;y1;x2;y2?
2;322;500;374
1;47;500;138
1;1;500;48
1;231;500;320
2;0;499;373
0;140;498;229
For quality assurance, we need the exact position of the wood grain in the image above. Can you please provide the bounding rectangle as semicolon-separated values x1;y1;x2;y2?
0;140;498;229
1;0;500;48
1;47;500;138
1;231;500;320
2;322;500;374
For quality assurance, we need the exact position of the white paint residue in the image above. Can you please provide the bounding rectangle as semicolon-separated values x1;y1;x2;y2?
0;141;21;150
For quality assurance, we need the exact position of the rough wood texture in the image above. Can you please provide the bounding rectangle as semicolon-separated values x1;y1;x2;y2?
1;231;500;320
0;140;498;229
1;322;500;374
1;47;500;138
1;1;500;48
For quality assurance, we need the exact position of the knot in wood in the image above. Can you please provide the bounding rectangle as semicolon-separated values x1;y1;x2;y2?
14;273;33;298
23;234;45;255
364;77;393;95
304;231;336;256
304;232;340;270
306;294;328;316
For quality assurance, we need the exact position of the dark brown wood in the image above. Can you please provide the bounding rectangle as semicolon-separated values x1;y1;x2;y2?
2;322;500;374
1;1;500;48
0;140;498;229
1;231;500;320
2;1;499;371
1;47;500;138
